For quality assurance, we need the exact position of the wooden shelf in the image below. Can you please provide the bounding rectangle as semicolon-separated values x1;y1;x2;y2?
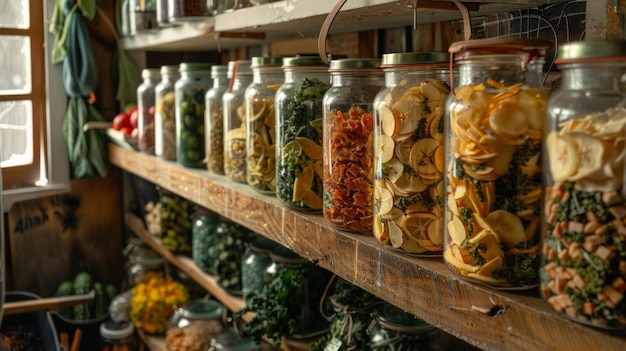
110;143;626;351
120;0;567;51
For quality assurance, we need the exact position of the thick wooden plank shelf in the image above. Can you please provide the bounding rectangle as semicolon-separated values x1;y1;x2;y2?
110;143;626;351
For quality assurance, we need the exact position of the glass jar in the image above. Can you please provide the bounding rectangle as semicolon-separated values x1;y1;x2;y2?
156;0;170;27
245;57;283;194
191;207;220;274
160;190;194;254
241;235;276;306
126;254;165;287
176;62;212;168
165;299;225;351
264;245;331;340
155;65;180;161
213;221;251;295
137;68;161;155
540;40;626;331
223;60;253;183
121;0;132;37
208;329;260;351
367;303;438;351
372;52;451;255
444;38;551;288
130;0;157;35
275;56;330;212
206;65;230;175
323;58;383;233
100;320;137;351
168;0;209;22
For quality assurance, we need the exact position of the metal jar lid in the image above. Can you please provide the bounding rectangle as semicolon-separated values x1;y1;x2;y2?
251;57;283;68
179;62;212;72
100;320;135;340
555;40;626;64
328;58;382;71
381;52;449;67
282;56;328;68
179;299;224;319
227;60;252;78
449;38;552;59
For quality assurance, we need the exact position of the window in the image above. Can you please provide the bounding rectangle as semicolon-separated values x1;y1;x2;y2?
1;0;69;207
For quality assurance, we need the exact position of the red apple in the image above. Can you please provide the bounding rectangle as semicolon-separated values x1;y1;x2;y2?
113;112;131;130
120;126;133;136
130;109;139;128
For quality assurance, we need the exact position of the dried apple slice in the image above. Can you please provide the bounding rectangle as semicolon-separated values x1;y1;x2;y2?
384;158;404;183
395;138;414;164
389;221;404;248
488;101;529;138
545;131;579;182
448;215;467;246
392;100;422;136
374;185;394;215
486;210;525;249
394;172;428;194
410;138;439;172
476;256;504;278
401;236;430;254
376;134;396;163
428;217;443;245
428;108;445;142
517;88;549;130
380;106;396;136
566;131;605;181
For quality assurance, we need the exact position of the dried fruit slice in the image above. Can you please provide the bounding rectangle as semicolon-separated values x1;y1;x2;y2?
292;165;314;202
393;100;422;136
488;101;529;138
380;106;396;136
445;245;480;273
447;215;467;246
376;134;396;163
486;210;525;249
395;138;414;164
403;212;437;242
410;138;439;174
517;88;548;130
394;172;428;194
401;238;430;254
373;215;389;244
295;136;322;160
385;158;404;183
476;256;504;277
302;189;323;209
567;132;605;181
389;221;404;248
374;185;394;215
428;217;443;245
545;131;579;182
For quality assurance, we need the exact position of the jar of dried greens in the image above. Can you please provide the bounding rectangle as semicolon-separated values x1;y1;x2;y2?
137;68;160;155
444;38;551;288
323;58;383;233
206;65;229;175
223;60;253;183
155;65;180;161
367;303;439;351
191;207;220;274
275;56;330;212
541;40;626;331
165;299;224;351
372;52;451;255
213;219;252;295
241;234;276;306
175;62;212;168
245;57;283;194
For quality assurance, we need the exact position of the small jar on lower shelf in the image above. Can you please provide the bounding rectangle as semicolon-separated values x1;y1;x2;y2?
367;303;440;351
209;329;260;351
100;319;137;351
166;299;225;351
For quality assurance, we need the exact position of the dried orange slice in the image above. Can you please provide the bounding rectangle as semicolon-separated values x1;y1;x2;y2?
403;212;437;242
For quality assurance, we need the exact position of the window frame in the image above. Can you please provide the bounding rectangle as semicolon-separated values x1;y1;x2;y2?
2;0;70;209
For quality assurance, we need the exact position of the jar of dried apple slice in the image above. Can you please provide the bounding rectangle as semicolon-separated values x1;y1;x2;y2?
443;38;551;288
541;40;626;331
372;52;452;256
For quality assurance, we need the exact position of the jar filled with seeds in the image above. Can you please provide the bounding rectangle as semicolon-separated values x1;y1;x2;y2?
444;38;551;288
372;52;451;255
137;68;161;155
165;299;225;351
241;234;277;306
541;40;626;331
155;65;180;161
245;57;283;194
206;65;230;175
223;60;253;183
191;207;220;274
367;303;439;351
175;62;212;168
275;56;330;212
323;58;383;233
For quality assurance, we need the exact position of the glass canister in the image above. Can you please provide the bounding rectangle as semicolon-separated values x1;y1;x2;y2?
191;207;220;274
175;62;212;168
100;320;137;351
168;0;209;22
126;254;165;287
444;38;551;288
241;234;277;306
245;57;283;194
223;60;253;183
165;299;225;351
275;56;330;212
367;303;439;351
206;65;230;175
155;65;180;161
213;221;252;295
160;190;194;254
208;329;260;351
323;58;383;233
130;0;157;35
137;68;161;155
540;40;626;331
372;52;451;255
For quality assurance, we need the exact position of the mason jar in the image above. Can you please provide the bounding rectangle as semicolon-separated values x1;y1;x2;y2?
208;329;260;351
264;245;331;341
241;235;277;306
206;65;229;175
155;65;180;161
275;56;330;212
137;68;160;155
323;58;383;233
245;57;283;194
130;0;157;35
175;62;212;168
540;40;626;331
191;207;220;274
100;320;137;351
223;60;253;183
372;52;451;256
367;303;439;351
213;219;252;295
165;299;225;351
126;254;165;287
443;38;551;288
